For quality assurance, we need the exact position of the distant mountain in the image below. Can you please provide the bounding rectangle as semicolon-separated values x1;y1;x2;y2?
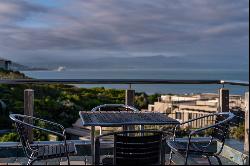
4;55;248;71
11;62;31;70
73;55;248;70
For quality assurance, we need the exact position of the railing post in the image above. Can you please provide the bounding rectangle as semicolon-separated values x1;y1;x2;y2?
125;89;135;106
218;88;229;112
95;137;100;165
125;89;135;132
24;89;34;143
244;92;249;153
91;126;95;165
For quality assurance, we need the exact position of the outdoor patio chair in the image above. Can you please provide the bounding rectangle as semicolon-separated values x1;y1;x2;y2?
9;114;77;165
94;130;169;165
167;112;235;165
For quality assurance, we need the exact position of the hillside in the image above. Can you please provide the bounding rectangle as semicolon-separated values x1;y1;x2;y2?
0;69;28;79
0;70;157;141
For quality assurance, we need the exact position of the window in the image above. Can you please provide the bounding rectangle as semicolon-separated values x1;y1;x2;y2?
188;113;192;120
200;114;203;126
176;112;182;120
195;114;198;127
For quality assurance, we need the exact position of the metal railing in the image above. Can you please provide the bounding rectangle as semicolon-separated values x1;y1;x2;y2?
0;79;249;86
0;78;249;156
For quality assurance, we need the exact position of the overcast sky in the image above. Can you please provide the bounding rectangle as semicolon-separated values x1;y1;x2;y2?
0;0;249;68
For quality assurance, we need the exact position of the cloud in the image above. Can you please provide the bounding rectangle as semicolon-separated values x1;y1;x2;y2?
0;0;47;24
0;0;248;67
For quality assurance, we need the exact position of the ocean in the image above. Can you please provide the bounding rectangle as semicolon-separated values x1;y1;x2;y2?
23;69;249;95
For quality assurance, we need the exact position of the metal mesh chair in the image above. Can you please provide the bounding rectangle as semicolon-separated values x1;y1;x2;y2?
95;130;168;165
167;112;235;165
9;114;77;165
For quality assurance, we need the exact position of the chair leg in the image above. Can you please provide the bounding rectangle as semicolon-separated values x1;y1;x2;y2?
67;154;70;165
184;152;189;165
206;156;211;165
27;159;36;165
169;150;173;165
84;156;87;166
214;155;222;165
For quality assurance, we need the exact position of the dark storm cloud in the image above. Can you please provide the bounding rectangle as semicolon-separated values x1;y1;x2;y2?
0;0;248;66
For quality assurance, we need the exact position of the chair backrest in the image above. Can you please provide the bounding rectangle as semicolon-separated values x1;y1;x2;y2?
9;114;35;158
91;104;139;112
211;112;234;142
114;131;164;165
210;112;235;153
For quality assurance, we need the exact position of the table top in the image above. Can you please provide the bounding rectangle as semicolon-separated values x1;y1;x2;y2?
79;111;179;127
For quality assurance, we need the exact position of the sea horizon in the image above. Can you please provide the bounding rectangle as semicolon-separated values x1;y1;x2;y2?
22;68;249;95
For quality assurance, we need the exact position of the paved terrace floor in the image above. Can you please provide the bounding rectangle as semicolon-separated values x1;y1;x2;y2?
0;154;237;165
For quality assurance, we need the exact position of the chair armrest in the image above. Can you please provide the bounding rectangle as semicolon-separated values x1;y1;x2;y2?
190;122;225;136
23;115;64;131
177;113;216;127
172;113;217;140
29;124;65;138
173;112;235;156
190;126;213;136
190;112;234;136
10;114;65;138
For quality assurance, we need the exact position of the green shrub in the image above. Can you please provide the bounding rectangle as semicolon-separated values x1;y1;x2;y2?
0;132;19;142
230;124;244;140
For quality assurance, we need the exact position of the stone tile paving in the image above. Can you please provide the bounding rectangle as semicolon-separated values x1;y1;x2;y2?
0;155;237;165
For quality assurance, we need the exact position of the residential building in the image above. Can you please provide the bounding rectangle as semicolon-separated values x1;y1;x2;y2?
148;93;244;128
0;58;11;70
